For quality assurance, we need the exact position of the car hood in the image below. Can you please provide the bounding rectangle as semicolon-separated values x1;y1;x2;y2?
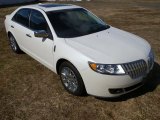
65;27;151;64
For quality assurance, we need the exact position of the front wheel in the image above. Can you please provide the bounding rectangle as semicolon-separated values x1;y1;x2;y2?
59;62;86;96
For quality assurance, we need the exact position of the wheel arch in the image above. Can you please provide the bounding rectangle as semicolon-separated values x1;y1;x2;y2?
56;58;72;75
56;58;87;95
7;31;22;54
8;31;12;38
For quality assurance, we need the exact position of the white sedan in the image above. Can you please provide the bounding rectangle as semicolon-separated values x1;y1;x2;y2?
4;3;154;97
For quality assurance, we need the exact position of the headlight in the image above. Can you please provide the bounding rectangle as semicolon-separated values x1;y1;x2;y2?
88;62;125;75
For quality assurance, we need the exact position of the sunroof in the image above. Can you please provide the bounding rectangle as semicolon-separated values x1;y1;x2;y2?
39;4;70;8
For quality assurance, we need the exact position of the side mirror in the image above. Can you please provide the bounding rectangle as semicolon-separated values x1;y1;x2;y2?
34;30;48;38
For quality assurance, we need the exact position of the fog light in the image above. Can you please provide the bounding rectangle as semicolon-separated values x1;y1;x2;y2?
109;88;124;94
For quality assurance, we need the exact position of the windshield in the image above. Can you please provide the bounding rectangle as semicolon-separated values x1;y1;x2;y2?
47;8;110;38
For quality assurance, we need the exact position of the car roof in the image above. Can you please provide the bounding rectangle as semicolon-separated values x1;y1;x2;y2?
23;3;82;12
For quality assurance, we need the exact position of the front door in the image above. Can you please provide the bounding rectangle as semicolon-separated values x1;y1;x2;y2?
24;9;54;70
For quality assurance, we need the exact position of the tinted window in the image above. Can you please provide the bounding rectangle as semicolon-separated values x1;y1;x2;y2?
30;10;48;31
12;9;30;27
47;8;110;38
30;10;53;40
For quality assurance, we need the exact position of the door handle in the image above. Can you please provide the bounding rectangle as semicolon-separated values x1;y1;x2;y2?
11;25;14;28
54;45;56;52
26;34;32;38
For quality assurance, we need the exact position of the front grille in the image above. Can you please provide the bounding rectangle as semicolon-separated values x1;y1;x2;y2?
122;60;147;79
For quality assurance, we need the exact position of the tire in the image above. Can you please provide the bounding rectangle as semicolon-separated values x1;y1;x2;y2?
59;62;86;96
9;34;22;54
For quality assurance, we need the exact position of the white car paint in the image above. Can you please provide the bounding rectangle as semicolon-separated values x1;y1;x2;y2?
4;4;154;97
66;27;150;64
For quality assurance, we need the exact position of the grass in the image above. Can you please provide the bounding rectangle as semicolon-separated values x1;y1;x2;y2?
0;0;160;119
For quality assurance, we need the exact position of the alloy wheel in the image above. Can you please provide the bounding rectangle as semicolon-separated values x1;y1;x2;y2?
60;67;78;92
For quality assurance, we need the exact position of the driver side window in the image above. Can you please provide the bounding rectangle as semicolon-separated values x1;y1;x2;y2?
30;10;53;40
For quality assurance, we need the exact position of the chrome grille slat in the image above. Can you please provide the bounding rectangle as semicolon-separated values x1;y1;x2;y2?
138;62;143;74
133;63;138;77
132;63;136;78
130;63;134;78
136;62;141;76
122;60;147;79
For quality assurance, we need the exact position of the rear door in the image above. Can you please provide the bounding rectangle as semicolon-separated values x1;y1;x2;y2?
11;8;31;47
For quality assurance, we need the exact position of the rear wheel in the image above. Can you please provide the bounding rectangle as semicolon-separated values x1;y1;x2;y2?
9;34;22;54
59;62;86;96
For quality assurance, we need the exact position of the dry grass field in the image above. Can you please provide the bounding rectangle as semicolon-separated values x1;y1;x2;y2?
0;0;160;120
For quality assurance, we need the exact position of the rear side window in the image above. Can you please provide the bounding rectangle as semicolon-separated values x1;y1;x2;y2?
12;9;30;27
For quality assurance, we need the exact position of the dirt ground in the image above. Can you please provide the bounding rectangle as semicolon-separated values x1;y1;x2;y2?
0;0;160;120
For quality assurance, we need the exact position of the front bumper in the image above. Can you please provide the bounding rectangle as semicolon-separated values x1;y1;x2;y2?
81;67;150;97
